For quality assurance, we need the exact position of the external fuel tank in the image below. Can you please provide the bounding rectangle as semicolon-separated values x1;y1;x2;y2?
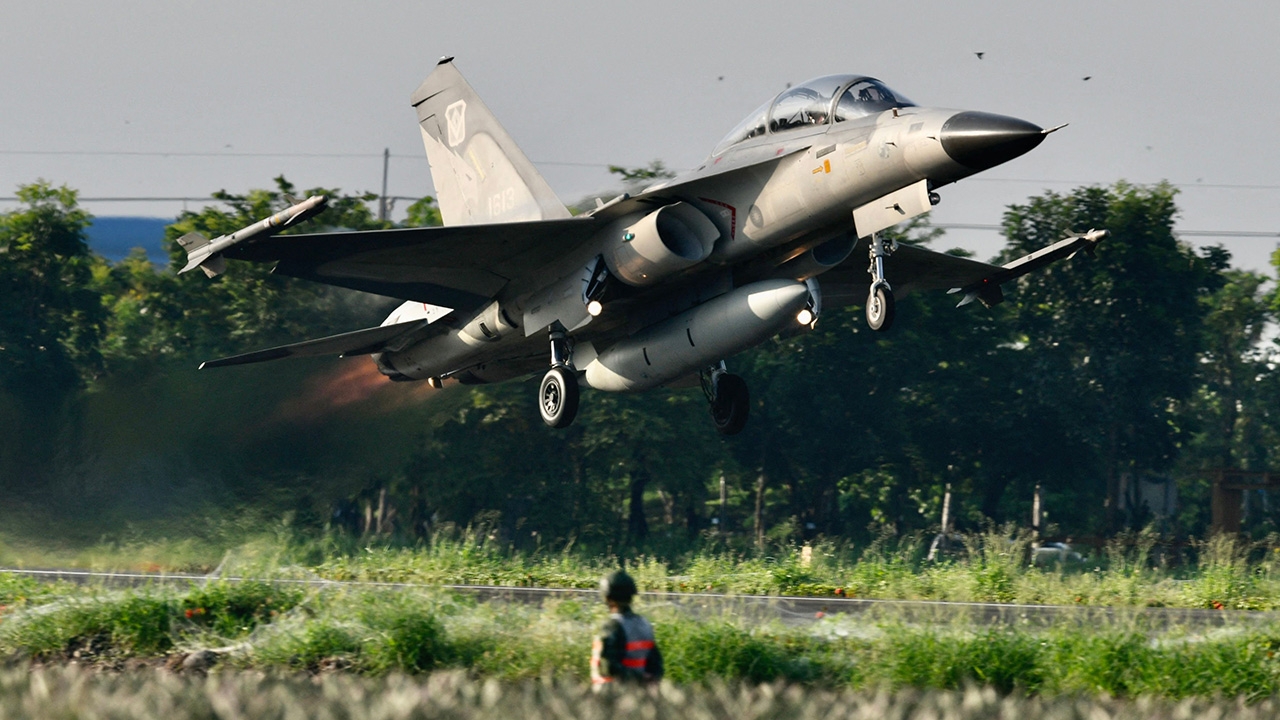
581;279;810;392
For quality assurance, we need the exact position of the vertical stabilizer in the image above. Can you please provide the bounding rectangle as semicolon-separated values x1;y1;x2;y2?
411;58;571;226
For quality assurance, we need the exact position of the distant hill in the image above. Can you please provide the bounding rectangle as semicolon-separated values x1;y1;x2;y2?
86;217;172;264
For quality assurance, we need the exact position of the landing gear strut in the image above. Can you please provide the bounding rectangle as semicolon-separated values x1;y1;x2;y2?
866;232;896;332
538;326;579;428
702;362;749;436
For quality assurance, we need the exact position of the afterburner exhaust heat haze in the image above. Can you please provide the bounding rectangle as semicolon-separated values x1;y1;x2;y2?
181;58;1106;435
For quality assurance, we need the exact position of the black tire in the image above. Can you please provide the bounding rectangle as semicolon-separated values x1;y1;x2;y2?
710;373;749;436
538;367;579;428
866;285;895;332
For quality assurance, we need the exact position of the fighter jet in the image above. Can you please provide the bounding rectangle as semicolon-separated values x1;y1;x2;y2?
180;58;1105;435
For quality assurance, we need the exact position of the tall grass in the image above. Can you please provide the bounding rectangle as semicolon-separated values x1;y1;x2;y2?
5;579;1280;698
9;525;1280;611
3;665;1280;719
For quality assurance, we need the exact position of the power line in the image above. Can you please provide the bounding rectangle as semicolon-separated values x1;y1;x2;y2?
0;196;1268;241
935;223;1278;239
0;195;429;204
0;149;392;159
0;148;609;169
964;177;1280;191
4;149;1280;190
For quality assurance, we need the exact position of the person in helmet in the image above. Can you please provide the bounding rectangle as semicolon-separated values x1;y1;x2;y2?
590;569;663;686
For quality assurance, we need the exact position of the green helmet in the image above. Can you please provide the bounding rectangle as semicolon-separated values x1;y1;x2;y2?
601;570;637;604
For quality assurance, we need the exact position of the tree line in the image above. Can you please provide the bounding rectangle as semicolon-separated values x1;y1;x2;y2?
1;176;1278;549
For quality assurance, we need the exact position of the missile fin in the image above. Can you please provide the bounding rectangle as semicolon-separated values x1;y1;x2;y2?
200;255;227;278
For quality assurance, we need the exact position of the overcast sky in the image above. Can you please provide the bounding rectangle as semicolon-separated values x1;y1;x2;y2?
2;1;1276;272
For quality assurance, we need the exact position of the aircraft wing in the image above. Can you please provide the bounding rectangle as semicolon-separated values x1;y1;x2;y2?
221;216;597;312
818;239;1001;307
819;230;1107;309
200;316;450;369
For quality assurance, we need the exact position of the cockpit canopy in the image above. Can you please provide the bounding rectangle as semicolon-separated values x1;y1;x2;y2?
712;75;914;156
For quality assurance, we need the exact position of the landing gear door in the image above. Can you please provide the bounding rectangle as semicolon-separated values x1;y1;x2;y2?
523;261;596;336
852;179;931;239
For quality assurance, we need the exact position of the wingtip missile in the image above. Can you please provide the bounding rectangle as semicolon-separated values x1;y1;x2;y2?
179;194;329;276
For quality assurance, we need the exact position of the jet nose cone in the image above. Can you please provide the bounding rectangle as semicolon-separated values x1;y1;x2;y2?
940;111;1045;171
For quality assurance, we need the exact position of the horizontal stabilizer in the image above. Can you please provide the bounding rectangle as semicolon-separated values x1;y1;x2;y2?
199;317;446;369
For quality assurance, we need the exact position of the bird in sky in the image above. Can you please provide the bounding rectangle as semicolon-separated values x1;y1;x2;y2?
974;52;985;59
1083;75;1092;81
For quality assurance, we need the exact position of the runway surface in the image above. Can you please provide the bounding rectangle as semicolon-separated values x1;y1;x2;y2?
3;567;1274;629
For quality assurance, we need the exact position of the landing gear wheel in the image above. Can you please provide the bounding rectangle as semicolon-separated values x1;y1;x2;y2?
538;366;579;429
710;373;750;436
866;285;895;332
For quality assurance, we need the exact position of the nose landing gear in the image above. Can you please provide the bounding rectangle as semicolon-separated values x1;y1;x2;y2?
866;232;896;332
538;325;580;428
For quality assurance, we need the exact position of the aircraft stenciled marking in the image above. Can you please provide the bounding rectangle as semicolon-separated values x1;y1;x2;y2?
446;100;467;147
811;159;832;175
698;197;737;240
467;147;487;181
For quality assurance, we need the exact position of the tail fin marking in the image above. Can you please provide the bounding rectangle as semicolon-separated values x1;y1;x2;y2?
411;59;570;226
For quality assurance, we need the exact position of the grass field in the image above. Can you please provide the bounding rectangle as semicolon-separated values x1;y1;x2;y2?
4;571;1280;698
8;522;1280;611
7;527;1280;701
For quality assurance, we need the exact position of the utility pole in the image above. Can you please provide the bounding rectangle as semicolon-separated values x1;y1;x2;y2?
928;480;953;562
719;475;727;534
1032;482;1043;539
940;482;952;536
378;147;390;222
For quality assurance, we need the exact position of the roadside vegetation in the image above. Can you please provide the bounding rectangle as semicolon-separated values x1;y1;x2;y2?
8;526;1280;611
5;569;1280;699
8;667;1280;720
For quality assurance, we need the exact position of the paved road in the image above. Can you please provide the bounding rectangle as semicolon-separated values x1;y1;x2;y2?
3;567;1274;629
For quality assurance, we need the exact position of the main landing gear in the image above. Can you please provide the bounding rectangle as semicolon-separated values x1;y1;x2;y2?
538;326;579;428
702;362;749;436
866;232;896;332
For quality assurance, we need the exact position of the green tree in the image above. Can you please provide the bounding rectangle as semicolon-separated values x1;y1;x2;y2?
726;220;1072;542
1186;268;1275;471
403;196;443;227
576;388;718;544
0;182;105;406
608;160;676;190
96;177;398;369
999;183;1224;532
